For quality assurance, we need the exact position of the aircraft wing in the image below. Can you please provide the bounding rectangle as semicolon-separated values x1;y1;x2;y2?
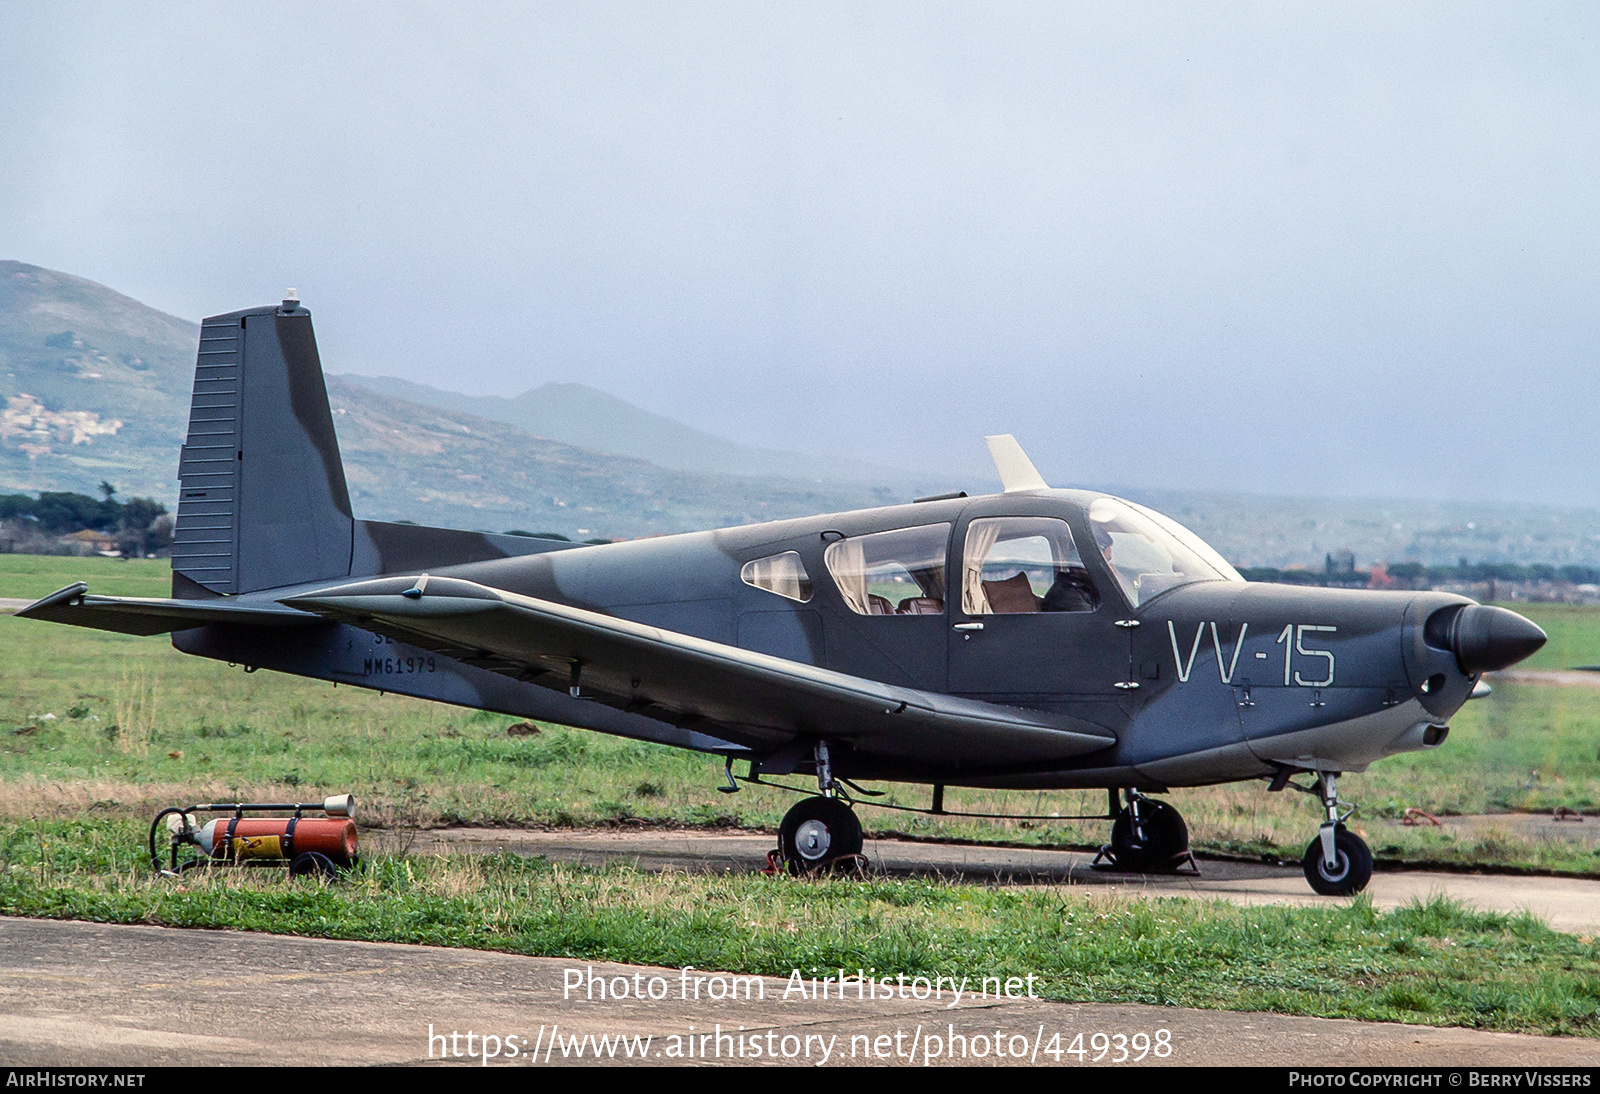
16;582;321;636
284;575;1118;768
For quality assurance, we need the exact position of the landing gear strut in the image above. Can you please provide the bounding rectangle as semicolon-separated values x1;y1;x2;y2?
1300;771;1372;896
776;741;863;875
1095;789;1194;873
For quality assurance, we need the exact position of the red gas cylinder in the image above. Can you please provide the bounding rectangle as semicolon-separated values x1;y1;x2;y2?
195;816;358;866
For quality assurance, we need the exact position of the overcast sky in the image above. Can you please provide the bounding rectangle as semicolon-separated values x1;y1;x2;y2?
2;3;1596;503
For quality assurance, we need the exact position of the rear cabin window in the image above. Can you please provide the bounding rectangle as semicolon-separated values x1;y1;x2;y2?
740;551;813;603
824;524;950;615
961;517;1098;614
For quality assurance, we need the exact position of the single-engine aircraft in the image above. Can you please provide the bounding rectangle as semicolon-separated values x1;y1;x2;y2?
19;296;1550;895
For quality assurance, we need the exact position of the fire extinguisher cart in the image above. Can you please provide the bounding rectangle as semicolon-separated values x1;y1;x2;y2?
150;794;359;879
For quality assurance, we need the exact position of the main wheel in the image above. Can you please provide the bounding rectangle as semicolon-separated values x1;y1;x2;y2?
778;796;863;875
1109;799;1189;871
1302;825;1372;896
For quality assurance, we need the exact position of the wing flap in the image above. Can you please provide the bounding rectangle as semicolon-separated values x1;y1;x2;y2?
285;575;1117;768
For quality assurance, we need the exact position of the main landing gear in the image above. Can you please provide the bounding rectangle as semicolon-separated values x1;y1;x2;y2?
1095;789;1196;873
779;796;863;874
1298;771;1372;897
775;742;864;875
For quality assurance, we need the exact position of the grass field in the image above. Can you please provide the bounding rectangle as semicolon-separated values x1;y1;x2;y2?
2;817;1598;1036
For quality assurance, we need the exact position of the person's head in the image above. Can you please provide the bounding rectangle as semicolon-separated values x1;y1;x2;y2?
1092;522;1114;563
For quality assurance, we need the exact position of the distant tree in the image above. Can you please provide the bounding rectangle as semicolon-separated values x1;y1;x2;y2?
31;492;117;534
118;497;165;531
1387;562;1425;584
0;494;34;521
0;490;169;552
113;496;170;556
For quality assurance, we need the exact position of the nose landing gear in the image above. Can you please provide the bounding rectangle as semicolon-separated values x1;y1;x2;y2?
1298;771;1373;896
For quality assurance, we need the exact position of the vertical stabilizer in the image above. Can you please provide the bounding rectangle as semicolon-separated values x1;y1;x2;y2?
984;434;1050;493
172;300;353;595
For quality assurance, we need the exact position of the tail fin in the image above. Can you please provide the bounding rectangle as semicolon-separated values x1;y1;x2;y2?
172;300;354;595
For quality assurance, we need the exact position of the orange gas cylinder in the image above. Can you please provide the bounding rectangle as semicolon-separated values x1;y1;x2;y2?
196;816;358;866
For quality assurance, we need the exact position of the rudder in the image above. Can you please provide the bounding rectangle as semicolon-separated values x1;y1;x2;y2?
172;299;354;595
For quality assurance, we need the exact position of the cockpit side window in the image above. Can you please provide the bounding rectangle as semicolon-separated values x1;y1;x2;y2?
961;517;1098;614
740;551;813;603
824;524;950;615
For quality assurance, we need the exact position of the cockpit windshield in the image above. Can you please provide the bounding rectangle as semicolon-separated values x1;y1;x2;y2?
1087;497;1242;607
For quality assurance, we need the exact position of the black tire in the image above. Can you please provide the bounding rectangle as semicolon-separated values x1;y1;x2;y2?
1109;799;1189;871
778;796;863;875
1302;825;1373;896
290;851;338;882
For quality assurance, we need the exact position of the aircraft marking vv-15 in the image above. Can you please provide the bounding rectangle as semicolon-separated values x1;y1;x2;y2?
19;296;1548;894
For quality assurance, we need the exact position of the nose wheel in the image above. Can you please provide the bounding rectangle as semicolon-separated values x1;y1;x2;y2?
778;796;863;875
1302;824;1372;896
1297;771;1373;896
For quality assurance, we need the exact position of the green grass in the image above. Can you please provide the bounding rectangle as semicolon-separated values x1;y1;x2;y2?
0;554;171;600
1493;602;1600;671
2;816;1598;1036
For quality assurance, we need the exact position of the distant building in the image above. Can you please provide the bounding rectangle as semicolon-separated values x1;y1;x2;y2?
63;529;118;555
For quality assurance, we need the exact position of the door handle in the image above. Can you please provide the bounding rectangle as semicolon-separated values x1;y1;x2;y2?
953;622;984;632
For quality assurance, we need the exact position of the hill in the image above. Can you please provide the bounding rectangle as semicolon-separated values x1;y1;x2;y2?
0;261;899;538
335;373;917;485
321;375;897;536
0;262;195;500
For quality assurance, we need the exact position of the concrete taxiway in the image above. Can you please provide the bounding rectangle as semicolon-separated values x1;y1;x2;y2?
1;916;1594;1067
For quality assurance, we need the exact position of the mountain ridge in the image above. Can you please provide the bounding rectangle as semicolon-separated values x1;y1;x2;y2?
0;260;903;538
334;372;921;486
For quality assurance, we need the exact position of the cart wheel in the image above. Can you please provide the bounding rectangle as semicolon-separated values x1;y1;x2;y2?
290;851;338;881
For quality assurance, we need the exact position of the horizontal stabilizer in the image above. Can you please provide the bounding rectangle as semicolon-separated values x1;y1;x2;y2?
284;575;1117;769
16;583;320;637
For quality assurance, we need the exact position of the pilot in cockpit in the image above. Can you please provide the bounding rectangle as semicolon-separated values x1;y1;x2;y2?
1042;567;1097;612
1036;522;1109;613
